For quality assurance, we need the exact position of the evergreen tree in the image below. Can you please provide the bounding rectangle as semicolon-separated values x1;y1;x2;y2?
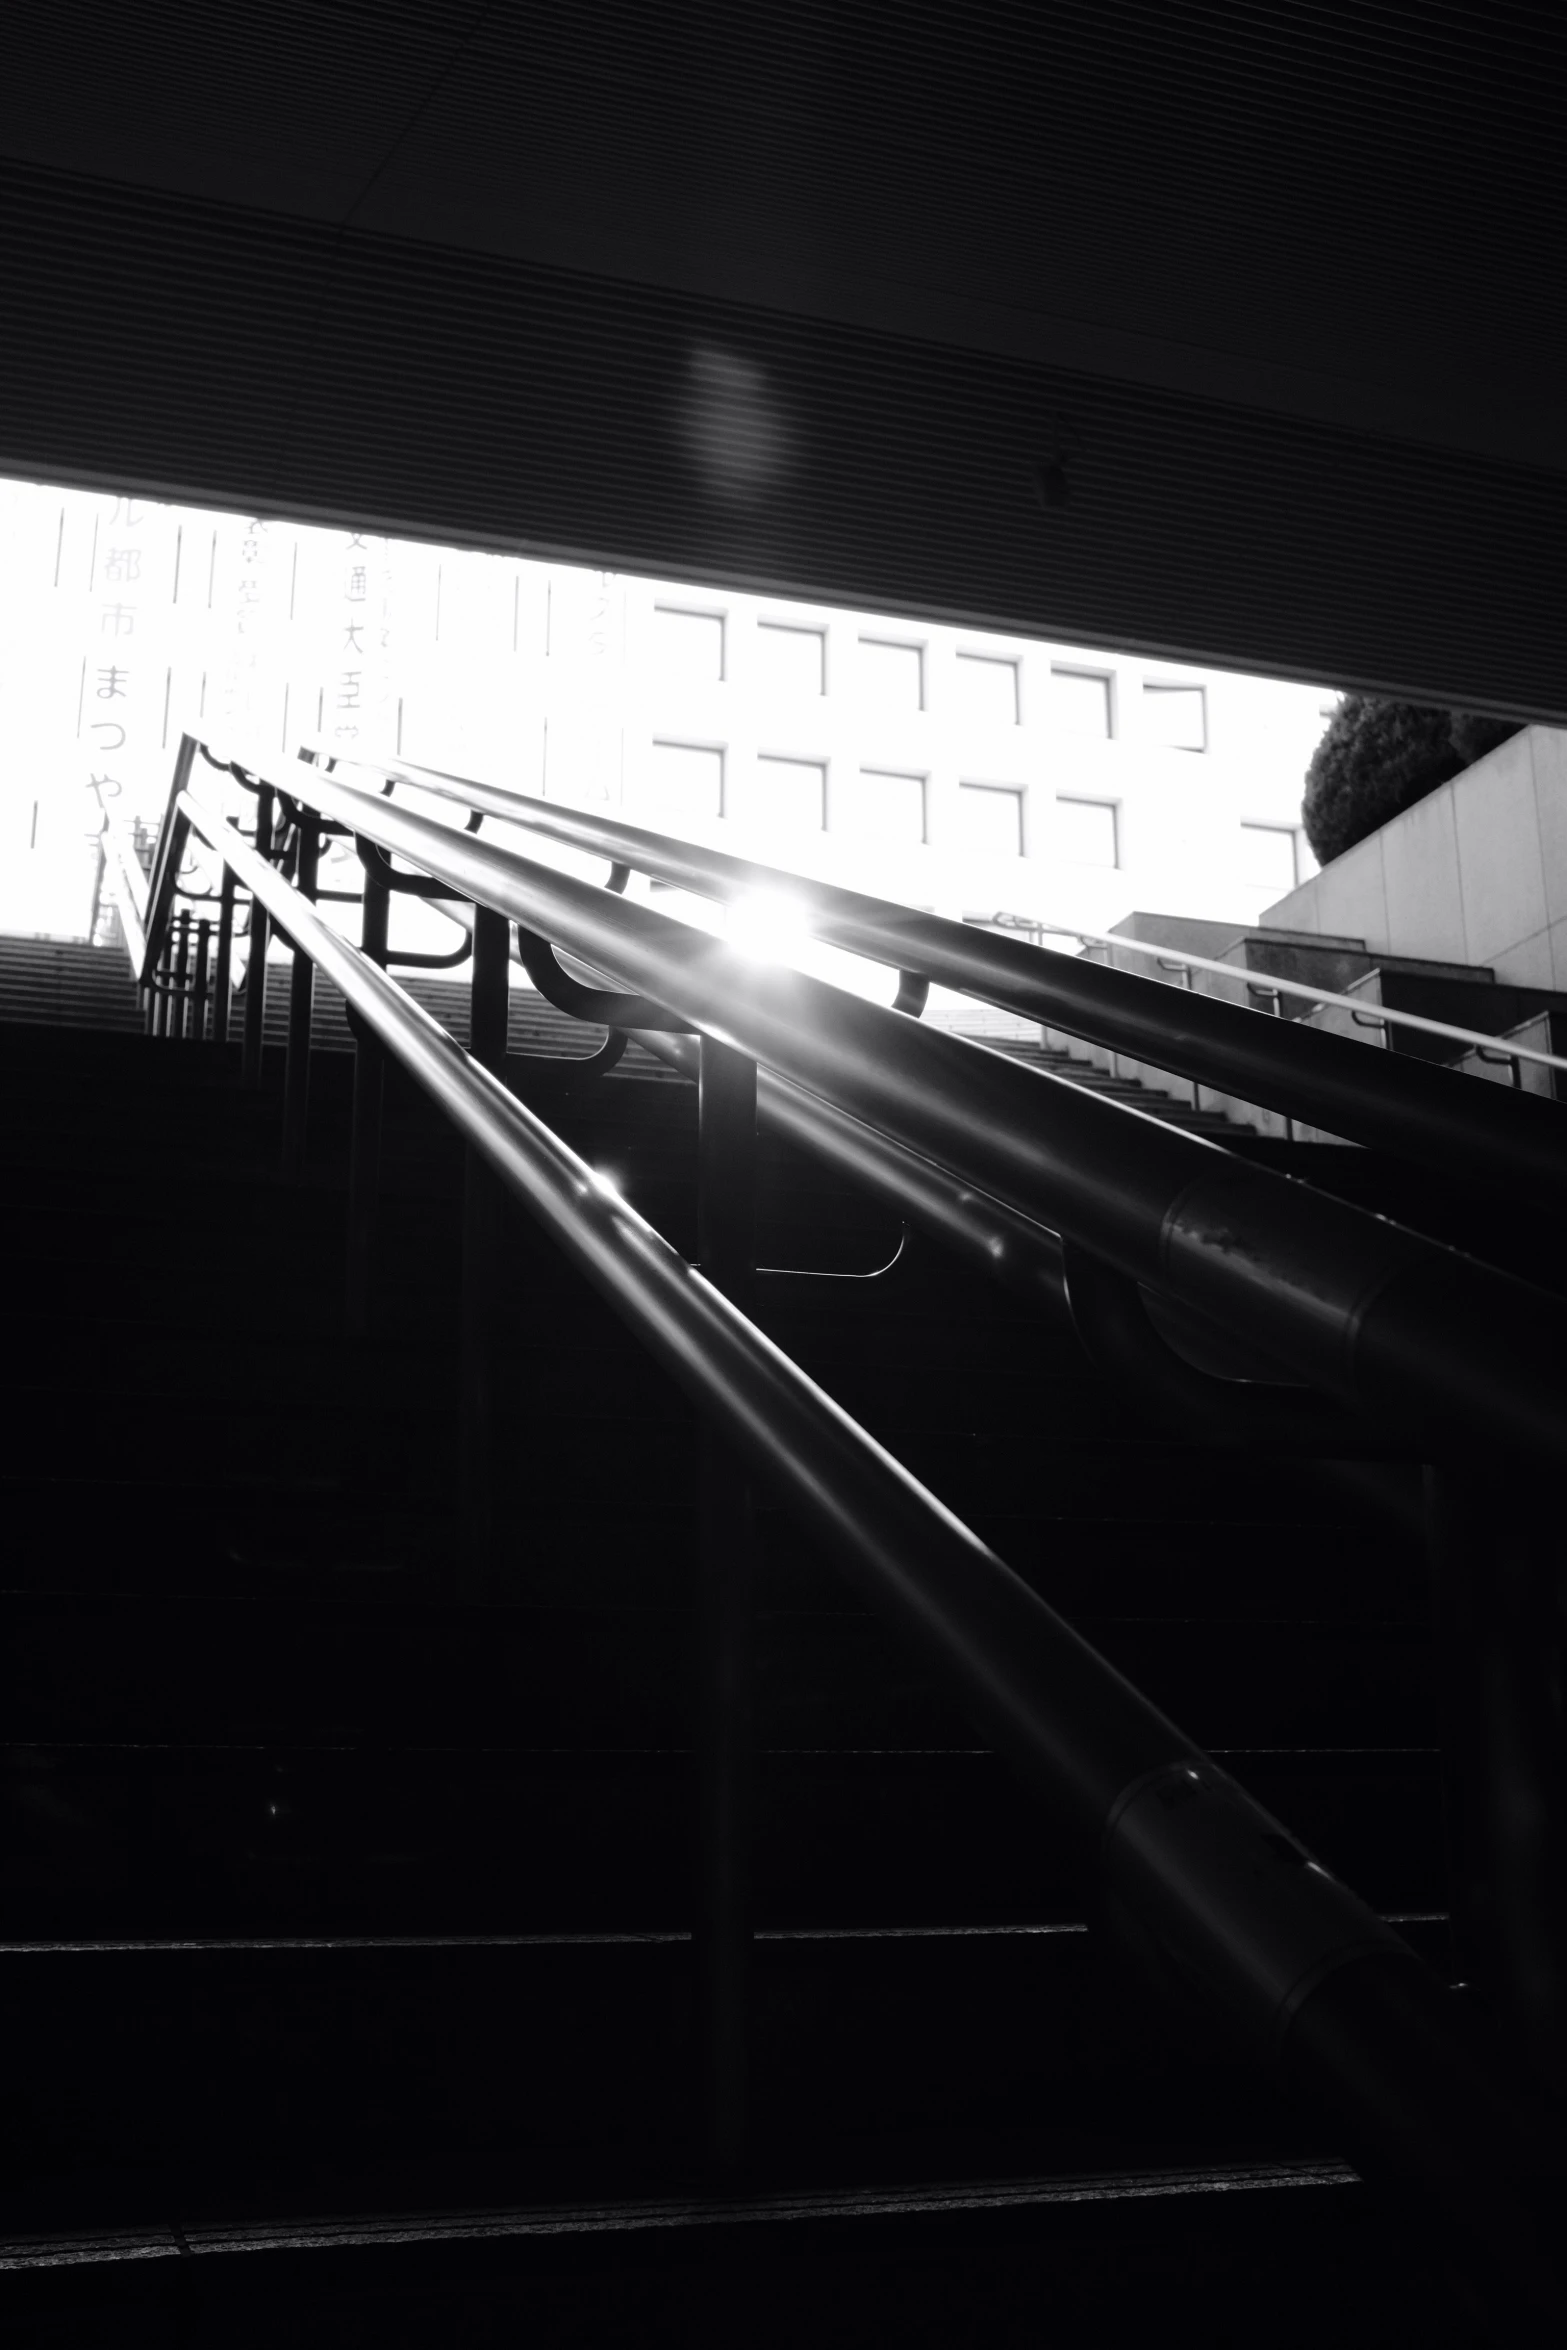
1302;696;1521;865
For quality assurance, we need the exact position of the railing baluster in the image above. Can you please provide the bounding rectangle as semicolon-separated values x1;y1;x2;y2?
242;785;274;1089
281;807;319;1179
212;865;236;1049
458;905;511;1598
1154;954;1204;1110
1270;988;1298;1142
170;910;191;1042
695;1035;759;2179
346;853;391;1340
191;918;211;1045
1249;983;1297;1142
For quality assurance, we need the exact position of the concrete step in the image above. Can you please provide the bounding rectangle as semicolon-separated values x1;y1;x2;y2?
0;972;1503;2342
0;1738;1448;1941
1302;964;1567;1067
0;1921;1455;2224
0;1587;1438;1755
0;2150;1492;2350
1455;1004;1567;1101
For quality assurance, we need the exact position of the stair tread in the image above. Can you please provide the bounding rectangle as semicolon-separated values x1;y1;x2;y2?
0;963;1512;2297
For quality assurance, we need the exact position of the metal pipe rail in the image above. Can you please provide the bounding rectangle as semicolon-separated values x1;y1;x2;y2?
329;752;1567;1205
380;746;1567;1077
99;817;150;979
434;894;1081;1330
179;777;1563;2324
987;910;1567;1078
139;735;202;988
437;898;1392;1450
620;1026;1405;1460
194;750;1567;1471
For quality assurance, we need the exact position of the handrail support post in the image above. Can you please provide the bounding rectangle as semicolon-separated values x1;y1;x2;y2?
171;909;192;1041
458;904;511;1597
212;865;236;1049
242;785;275;1089
695;1035;759;2181
346;854;392;1339
191;918;212;1044
281;808;320;1178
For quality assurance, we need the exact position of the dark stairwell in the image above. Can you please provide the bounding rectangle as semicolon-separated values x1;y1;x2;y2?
1;756;1563;2347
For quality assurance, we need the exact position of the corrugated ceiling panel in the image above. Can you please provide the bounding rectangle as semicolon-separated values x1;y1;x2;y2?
7;0;1564;425
4;159;1564;717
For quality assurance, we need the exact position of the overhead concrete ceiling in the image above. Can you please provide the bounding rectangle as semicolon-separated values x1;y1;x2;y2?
4;3;1564;714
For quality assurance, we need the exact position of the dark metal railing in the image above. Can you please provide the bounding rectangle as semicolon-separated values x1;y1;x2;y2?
416;903;1397;1461
990;909;1567;1081
184;751;1567;1472
132;780;1256;1433
334;754;1567;1205
116;736;1566;2323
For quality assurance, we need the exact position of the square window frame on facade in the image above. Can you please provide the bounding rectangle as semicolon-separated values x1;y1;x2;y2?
952;647;1023;729
1048;663;1118;740
956;778;1028;858
1054;792;1121;870
757;749;829;832
648;736;728;820
841;765;929;847
755;615;830;698
856;633;927;714
1141;676;1209;752
650;602;728;685
1238;818;1304;893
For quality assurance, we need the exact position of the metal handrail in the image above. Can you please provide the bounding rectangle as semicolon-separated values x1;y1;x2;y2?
434;901;1378;1433
99;816;150;978
179;772;1563;2320
139;736;201;988
433;898;1078;1324
313;753;1567;1203
991;910;1567;1075
179;748;1567;1472
618;1023;1406;1453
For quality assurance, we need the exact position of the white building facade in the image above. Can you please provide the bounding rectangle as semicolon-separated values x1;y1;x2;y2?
399;568;1331;945
2;477;1332;952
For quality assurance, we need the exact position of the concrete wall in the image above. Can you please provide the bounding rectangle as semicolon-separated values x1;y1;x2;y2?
1261;724;1567;991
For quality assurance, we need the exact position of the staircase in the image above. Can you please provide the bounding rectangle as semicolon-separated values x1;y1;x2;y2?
927;999;1248;1137
0;955;1534;2345
0;937;1246;1131
1072;918;1567;1134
